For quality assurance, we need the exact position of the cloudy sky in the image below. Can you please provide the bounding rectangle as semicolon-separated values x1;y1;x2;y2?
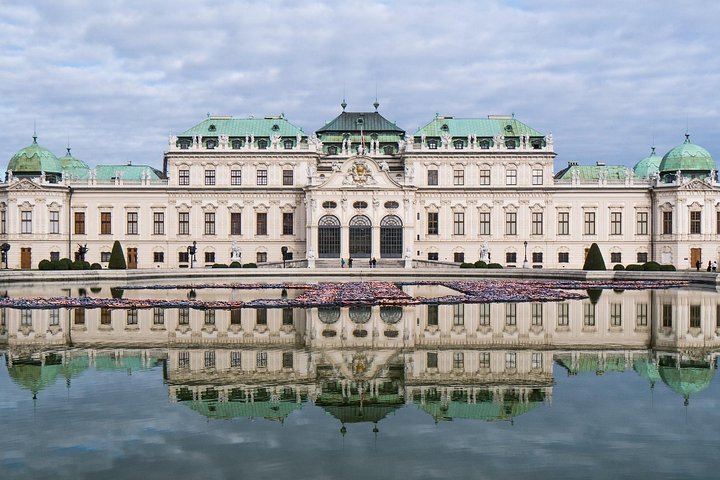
1;0;718;170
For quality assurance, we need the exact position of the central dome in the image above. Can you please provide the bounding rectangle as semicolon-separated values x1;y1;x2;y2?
659;134;715;176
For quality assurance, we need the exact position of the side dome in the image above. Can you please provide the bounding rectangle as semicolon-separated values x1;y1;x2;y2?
659;134;715;176
7;136;63;181
58;147;89;170
633;147;661;179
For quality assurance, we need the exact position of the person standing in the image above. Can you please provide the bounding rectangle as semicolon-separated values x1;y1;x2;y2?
707;261;712;272
696;259;701;271
341;258;345;268
348;257;353;268
372;257;377;268
713;260;717;272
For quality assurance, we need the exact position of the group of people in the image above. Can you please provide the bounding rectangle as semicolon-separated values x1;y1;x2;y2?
695;259;718;271
340;257;378;268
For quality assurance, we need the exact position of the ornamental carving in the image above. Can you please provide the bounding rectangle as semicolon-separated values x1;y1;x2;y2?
342;159;377;186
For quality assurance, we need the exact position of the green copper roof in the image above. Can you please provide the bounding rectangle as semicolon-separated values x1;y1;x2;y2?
317;111;404;134
58;147;89;170
179;116;305;138
554;164;630;181
417;399;542;422
414;116;543;138
7;137;63;174
658;357;715;402
633;147;661;179
659;134;715;174
184;399;303;421
633;357;660;385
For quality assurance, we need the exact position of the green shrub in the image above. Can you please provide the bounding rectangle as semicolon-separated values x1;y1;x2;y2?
90;263;102;270
487;263;503;269
38;259;52;270
583;243;606;270
642;261;661;271
242;263;257;268
474;260;487;268
229;261;242;268
660;264;676;271
110;287;124;299
613;264;625;271
58;258;73;270
109;241;127;269
460;262;475;268
212;263;228;268
625;264;643;271
72;260;90;270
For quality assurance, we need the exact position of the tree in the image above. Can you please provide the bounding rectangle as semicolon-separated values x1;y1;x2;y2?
109;240;127;269
583;243;606;270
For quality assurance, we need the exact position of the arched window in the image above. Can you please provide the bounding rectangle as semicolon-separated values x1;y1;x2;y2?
380;215;403;258
205;139;217;149
284;139;294;149
505;139;516;150
453;140;464;150
258;139;268;150
479;139;491;149
349;215;372;258
231;139;243;149
349;306;371;324
318;215;341;258
318;307;340;324
428;139;438;149
383;145;394;155
328;146;338;155
380;306;403;324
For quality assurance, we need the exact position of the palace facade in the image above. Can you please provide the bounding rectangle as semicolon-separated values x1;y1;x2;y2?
1;104;718;269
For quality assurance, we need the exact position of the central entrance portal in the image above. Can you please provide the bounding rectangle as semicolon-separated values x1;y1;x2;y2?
349;215;371;258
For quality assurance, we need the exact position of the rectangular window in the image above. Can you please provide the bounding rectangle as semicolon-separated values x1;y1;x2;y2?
231;309;242;325
505;212;517;235
256;309;268;325
505;169;517;185
663;211;672;235
231;169;242;185
427;212;439;235
21;310;32;326
256;252;267;263
283;308;294;325
478;212;491;235
179;169;190;185
479;352;490;369
532;169;543;185
178;251;189;263
532;212;543;235
636;211;648;235
231;212;242;235
662;304;672;328
283;170;294;186
584;211;596;235
479;169;490;185
49;211;60;234
101;251;111;262
50;251;60;262
204;212;215;235
153;252;164;263
178;351;190;369
610;303;622;326
478;303;490;325
48;308;60;326
427;252;439;261
558;252;569;263
557;212;570;235
690;305;701;328
153;212;164;235
205;310;215;325
257;212;268;236
427;170;438;186
532;352;543;369
690;211;701;234
505;352;517;370
531;303;543;326
126;309;138;325
20;211;32;234
427;304;438;326
427;352;438;369
127;212;138;235
204;252;215;263
178;307;190;325
506;252;517;263
636;303;648;327
100;212;111;235
584;303;596;326
204;351;216;368
453;169;464;186
610;252;622;263
557;303;569;326
717;211;720;235
637;252;648;263
0;210;5;234
532;252;543;264
178;212;189;235
453;352;464;369
454;252;465;263
453;212;465;235
610;212;622;235
283;212;294;235
505;303;517;326
282;352;293;369
204;170;215;185
257;169;268;185
73;308;84;325
231;351;242;368
256;352;268;368
153;308;164;325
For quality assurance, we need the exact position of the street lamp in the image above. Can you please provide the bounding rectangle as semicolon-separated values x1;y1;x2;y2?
187;241;197;269
523;241;528;269
0;243;10;269
281;246;288;268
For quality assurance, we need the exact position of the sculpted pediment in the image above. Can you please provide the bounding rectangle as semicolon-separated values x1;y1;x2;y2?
316;156;402;190
7;178;48;192
678;178;716;191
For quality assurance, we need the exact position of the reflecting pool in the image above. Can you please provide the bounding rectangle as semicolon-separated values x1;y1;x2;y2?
1;280;719;479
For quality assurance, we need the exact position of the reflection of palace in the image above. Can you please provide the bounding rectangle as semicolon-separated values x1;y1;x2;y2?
3;104;720;270
2;288;718;424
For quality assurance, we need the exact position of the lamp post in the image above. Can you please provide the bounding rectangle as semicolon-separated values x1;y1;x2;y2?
281;246;288;268
187;241;197;269
0;243;10;269
523;241;528;269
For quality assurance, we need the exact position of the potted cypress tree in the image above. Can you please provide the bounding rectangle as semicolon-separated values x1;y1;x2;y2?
109;240;127;269
583;243;606;270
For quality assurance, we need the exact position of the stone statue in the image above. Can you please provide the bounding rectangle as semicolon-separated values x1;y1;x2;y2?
220;135;229;149
546;133;553;146
571;169;579;183
379;159;389;172
296;133;302;147
480;241;489;263
441;133;451;149
331;160;341;172
271;134;281;148
306;163;316;179
307;249;315;260
230;241;241;262
169;135;177;148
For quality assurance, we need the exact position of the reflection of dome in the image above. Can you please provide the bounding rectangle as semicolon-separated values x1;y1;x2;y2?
658;356;716;404
633;357;660;386
633;147;661;179
659;134;715;176
6;354;88;397
7;136;63;181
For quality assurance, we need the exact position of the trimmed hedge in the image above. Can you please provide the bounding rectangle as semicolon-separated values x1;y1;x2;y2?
487;263;504;269
109;241;127;269
229;261;242;268
90;263;102;270
212;263;228;268
460;262;475;268
613;264;625;270
583;243;606;270
474;260;487;268
242;263;257;268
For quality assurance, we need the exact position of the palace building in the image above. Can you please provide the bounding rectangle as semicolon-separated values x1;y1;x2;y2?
1;103;718;269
